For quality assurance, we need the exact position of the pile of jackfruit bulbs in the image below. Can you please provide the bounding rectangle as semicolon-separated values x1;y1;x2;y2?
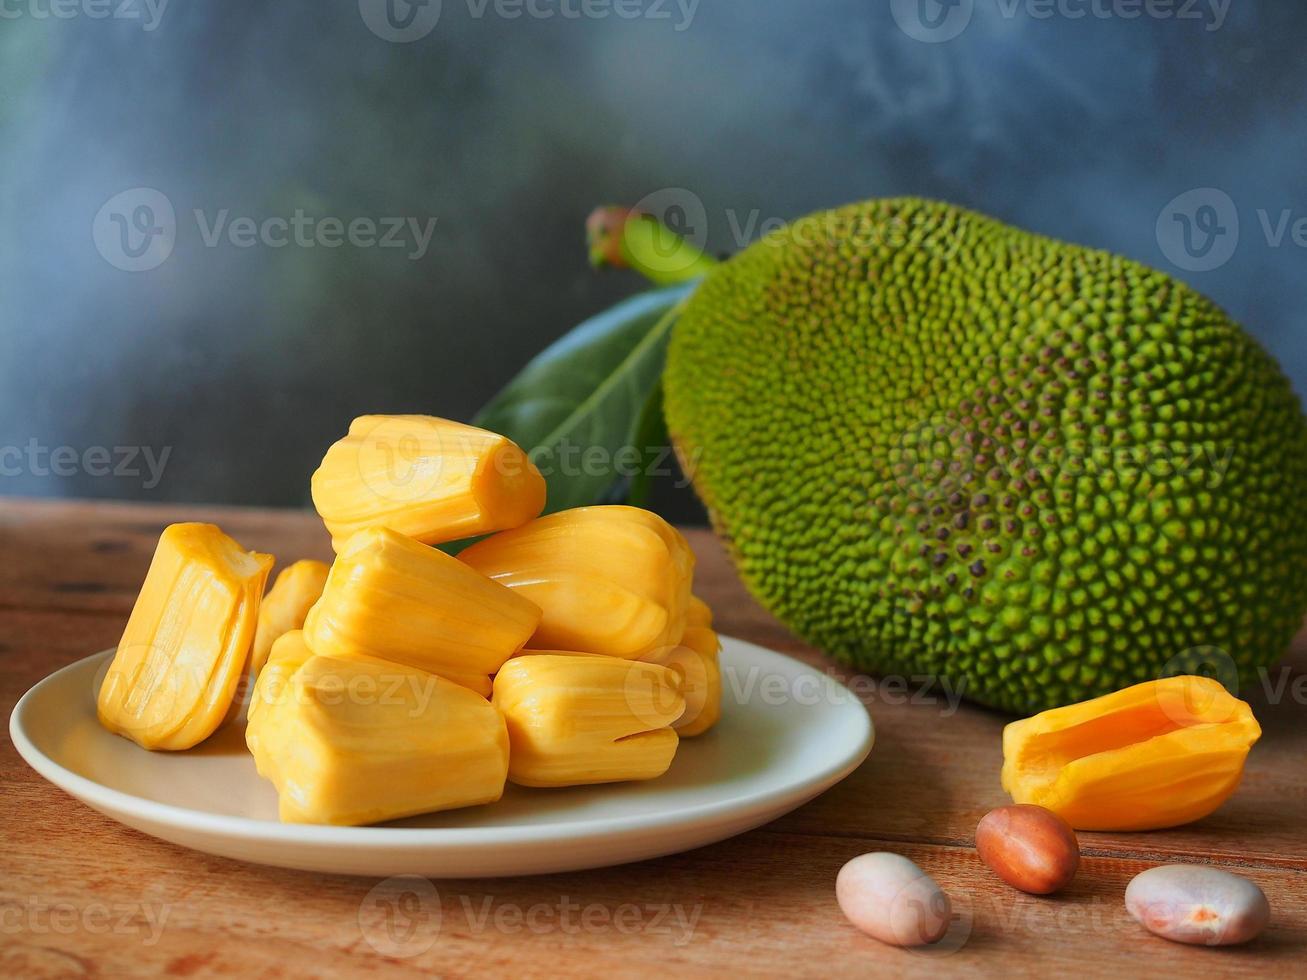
96;415;721;826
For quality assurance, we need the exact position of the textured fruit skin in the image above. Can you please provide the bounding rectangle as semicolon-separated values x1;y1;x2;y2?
664;198;1307;713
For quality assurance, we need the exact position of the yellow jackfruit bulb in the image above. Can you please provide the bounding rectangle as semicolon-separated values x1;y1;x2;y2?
686;594;713;629
311;414;546;550
247;651;509;825
303;526;540;693
493;654;684;787
644;626;722;737
250;560;329;678
460;506;695;660
245;629;316;781
97;523;273;751
1001;676;1263;831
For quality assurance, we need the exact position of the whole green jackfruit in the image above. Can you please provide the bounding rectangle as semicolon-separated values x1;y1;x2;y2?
664;198;1307;713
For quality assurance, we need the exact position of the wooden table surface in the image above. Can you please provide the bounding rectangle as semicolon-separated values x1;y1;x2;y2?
2;497;1304;978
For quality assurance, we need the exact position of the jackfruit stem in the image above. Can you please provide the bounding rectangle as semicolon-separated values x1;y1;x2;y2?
586;206;719;286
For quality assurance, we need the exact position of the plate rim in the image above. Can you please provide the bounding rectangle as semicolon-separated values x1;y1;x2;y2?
10;635;873;848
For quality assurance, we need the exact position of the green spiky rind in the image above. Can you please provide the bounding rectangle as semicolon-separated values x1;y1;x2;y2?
664;197;1307;713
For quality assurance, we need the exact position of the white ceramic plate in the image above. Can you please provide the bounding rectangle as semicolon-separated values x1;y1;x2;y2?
11;636;872;877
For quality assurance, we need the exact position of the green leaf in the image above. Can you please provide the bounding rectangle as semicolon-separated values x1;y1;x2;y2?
474;284;696;513
624;379;668;508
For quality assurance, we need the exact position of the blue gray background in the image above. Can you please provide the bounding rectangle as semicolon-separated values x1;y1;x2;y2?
2;0;1303;522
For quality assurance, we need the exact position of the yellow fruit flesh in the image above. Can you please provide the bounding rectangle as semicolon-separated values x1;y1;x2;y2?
1001;676;1262;831
312;414;545;550
97;523;273;751
248;650;509;825
493;654;684;787
250;559;329;677
460;506;695;660
303;526;540;693
245;629;316;782
686;594;713;629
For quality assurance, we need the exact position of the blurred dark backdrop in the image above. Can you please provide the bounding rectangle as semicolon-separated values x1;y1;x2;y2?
3;1;1304;523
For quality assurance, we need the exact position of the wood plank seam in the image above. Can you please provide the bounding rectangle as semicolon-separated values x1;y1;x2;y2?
750;829;1307;874
0;603;133;618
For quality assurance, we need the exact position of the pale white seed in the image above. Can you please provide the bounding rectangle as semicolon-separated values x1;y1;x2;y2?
836;852;952;947
1126;865;1270;946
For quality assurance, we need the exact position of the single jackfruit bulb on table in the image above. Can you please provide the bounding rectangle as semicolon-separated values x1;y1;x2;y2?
1001;676;1262;831
642;625;722;737
97;522;273;750
311;414;546;550
247;650;509;825
460;506;695;660
493;654;684;787
250;559;329;678
303;526;539;696
664;197;1307;713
